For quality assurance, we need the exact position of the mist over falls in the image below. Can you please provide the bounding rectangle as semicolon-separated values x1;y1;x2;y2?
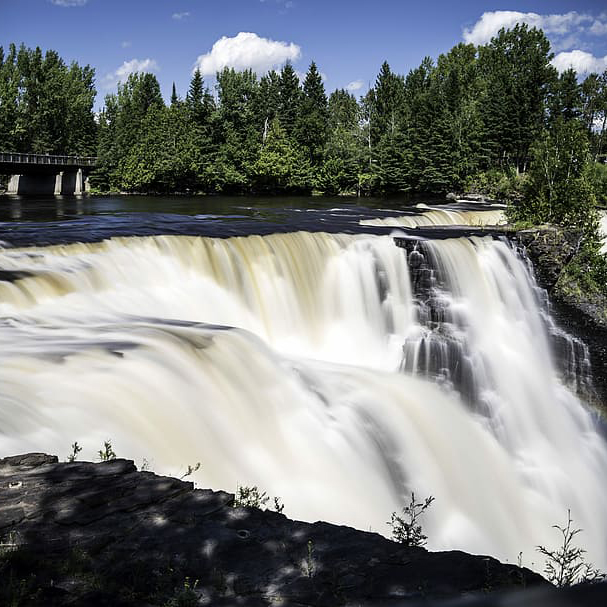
0;211;606;573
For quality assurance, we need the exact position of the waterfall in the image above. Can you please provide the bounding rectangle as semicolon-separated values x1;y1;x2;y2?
360;207;506;228
1;231;606;570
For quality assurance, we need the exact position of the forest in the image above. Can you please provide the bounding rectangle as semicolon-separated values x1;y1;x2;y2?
0;25;606;204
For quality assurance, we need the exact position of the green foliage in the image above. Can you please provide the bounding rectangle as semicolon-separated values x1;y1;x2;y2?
0;43;96;155
388;493;435;547
164;577;199;607
251;119;311;193
233;485;284;513
7;30;605;199
67;441;82;462
509;119;597;230
97;440;116;462
590;162;607;204
278;61;301;137
537;510;605;587
466;168;526;201
296;62;329;166
478;24;555;171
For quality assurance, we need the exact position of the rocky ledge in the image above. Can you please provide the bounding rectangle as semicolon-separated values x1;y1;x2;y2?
515;227;607;408
1;453;606;606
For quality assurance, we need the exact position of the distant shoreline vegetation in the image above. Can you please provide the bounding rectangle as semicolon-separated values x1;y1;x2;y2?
0;26;604;202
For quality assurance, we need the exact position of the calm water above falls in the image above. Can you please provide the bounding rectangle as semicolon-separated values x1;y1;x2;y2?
0;195;605;573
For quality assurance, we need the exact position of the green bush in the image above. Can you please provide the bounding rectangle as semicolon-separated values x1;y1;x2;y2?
465;168;526;201
590;162;607;205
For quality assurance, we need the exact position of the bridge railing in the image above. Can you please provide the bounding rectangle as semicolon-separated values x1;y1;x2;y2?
0;152;97;166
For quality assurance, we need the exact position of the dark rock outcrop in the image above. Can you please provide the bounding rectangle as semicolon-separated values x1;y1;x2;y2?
0;453;549;606
515;227;607;408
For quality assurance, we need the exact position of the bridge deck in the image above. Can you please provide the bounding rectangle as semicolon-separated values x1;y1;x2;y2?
0;152;97;168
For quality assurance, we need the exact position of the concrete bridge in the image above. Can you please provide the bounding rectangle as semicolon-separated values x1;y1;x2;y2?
0;152;97;195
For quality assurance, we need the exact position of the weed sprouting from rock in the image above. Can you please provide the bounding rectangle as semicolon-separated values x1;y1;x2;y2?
388;492;435;547
97;440;116;462
67;441;82;462
179;462;201;480
536;509;605;587
234;485;284;513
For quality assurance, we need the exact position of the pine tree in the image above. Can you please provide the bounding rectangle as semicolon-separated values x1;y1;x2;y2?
254;70;281;143
478;24;555;172
371;61;405;145
278;61;301;137
549;68;582;123
296;62;328;166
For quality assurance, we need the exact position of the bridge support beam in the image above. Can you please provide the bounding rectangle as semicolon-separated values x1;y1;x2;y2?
75;168;83;195
5;165;90;195
54;172;63;196
7;170;89;195
7;174;21;195
7;174;57;195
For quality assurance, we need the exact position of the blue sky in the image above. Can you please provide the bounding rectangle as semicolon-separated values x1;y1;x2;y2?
1;0;607;109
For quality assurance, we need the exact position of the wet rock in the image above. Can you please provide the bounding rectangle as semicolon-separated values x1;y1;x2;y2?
514;226;607;407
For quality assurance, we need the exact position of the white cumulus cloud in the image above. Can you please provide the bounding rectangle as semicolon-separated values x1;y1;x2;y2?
346;80;364;92
551;50;607;74
172;12;190;20
193;32;301;77
589;20;607;36
50;0;88;6
463;10;592;46
102;58;159;89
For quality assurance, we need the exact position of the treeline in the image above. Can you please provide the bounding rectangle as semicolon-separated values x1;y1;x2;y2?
0;43;97;156
91;24;607;196
1;28;607;197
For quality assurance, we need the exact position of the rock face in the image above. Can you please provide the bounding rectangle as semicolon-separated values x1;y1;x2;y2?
0;453;549;606
515;227;607;408
515;227;581;292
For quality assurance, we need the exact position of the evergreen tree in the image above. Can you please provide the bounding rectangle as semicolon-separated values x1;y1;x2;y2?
478;24;555;171
549;68;582;123
278;61;301;137
319;90;363;195
370;61;405;145
253;70;281;143
295;62;328;166
0;44;20;152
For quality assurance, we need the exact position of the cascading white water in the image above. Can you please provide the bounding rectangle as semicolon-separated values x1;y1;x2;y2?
360;207;506;228
1;229;606;571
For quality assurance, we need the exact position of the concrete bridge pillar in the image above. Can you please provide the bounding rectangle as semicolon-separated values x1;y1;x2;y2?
74;168;83;195
5;167;91;195
8;174;22;195
54;172;63;196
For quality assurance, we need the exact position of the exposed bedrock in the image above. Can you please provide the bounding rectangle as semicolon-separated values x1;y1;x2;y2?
515;227;607;409
0;453;554;606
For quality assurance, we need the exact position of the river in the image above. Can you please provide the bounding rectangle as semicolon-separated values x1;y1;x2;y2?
1;194;606;573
